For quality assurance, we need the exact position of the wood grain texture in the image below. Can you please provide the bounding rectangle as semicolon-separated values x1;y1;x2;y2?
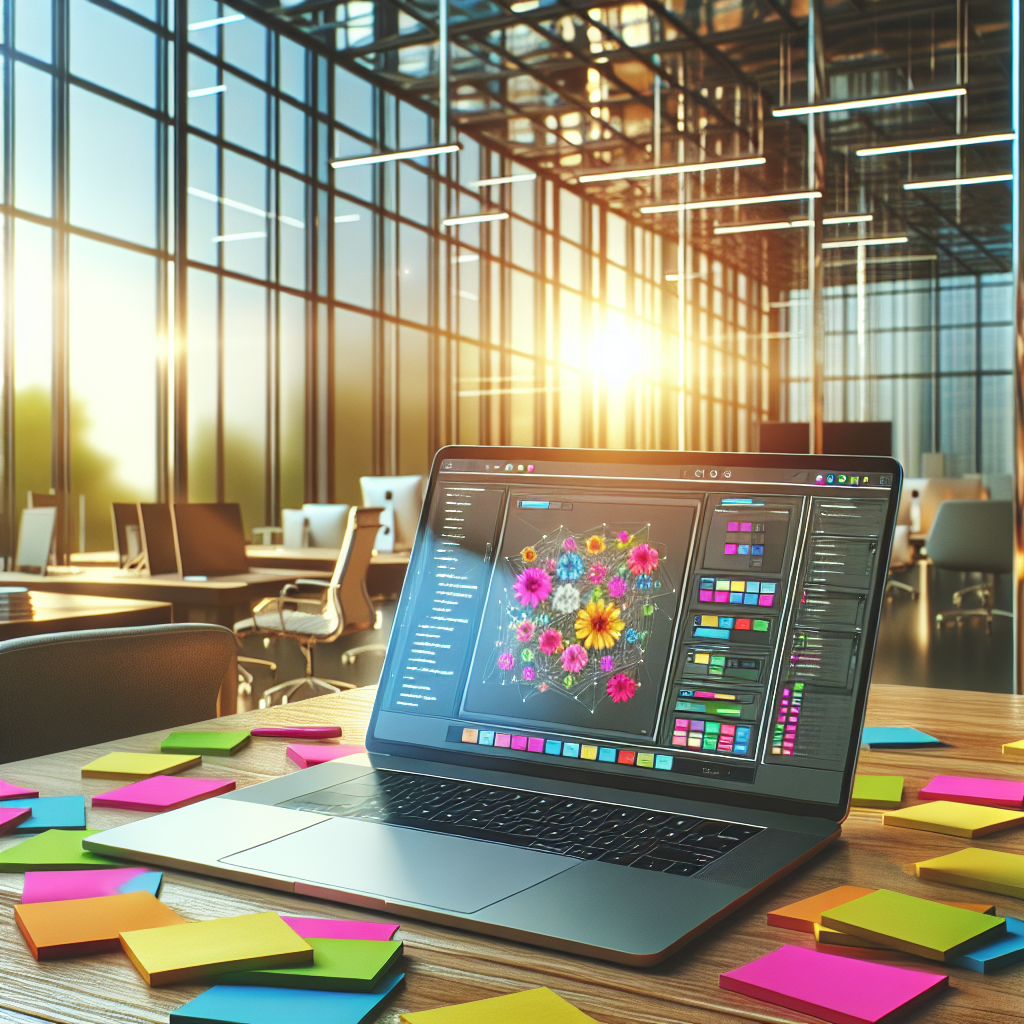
1;684;1021;1024
0;593;172;641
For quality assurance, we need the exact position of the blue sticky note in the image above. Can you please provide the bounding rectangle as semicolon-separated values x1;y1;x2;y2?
170;973;402;1024
11;796;86;834
860;727;942;749
947;917;1024;973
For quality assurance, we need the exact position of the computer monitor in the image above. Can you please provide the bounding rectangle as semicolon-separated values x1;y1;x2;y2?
281;508;308;549
823;422;892;457
137;504;179;576
14;507;57;574
172;503;249;577
758;422;810;454
301;504;351;548
359;476;423;551
111;503;142;567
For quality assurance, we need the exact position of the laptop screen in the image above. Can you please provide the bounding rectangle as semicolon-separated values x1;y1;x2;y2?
368;447;901;815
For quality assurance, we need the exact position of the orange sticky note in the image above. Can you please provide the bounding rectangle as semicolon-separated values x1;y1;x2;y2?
14;890;185;960
767;886;876;932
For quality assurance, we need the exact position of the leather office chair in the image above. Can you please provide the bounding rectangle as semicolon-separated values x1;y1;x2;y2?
0;624;237;763
234;506;386;706
927;500;1012;631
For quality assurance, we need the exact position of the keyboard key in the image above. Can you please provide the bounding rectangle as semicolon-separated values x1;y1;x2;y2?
599;851;638;866
631;857;673;872
665;862;702;876
719;823;761;840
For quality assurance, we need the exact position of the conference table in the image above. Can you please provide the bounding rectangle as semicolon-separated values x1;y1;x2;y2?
0;591;172;642
0;683;1020;1024
246;546;411;598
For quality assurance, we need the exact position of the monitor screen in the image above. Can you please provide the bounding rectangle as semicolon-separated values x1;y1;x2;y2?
138;504;179;576
368;449;901;816
172;504;249;577
360;476;423;551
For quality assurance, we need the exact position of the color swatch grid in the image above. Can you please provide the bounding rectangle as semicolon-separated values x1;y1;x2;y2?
686;651;762;681
694;614;770;641
676;689;755;718
698;578;777;607
673;719;751;755
452;727;674;772
771;683;805;755
723;522;766;557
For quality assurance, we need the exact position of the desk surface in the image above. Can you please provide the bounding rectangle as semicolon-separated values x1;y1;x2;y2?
0;591;172;642
1;683;1021;1024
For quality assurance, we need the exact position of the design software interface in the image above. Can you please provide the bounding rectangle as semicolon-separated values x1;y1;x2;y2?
371;456;896;806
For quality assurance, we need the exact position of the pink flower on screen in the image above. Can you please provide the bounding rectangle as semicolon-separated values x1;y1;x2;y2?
522;666;535;681
561;644;588;673
563;537;577;552
546;558;557;571
608;575;627;599
516;620;535;643
606;673;636;702
600;655;615;672
497;652;514;671
514;567;552;608
538;628;564;655
588;563;606;584
617;531;630;543
627;543;659;576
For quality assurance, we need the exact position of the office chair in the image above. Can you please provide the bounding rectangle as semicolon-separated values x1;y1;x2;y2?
234;506;385;706
885;525;918;600
0;624;237;762
928;500;1012;632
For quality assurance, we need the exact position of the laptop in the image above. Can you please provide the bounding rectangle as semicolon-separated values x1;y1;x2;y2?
88;447;901;965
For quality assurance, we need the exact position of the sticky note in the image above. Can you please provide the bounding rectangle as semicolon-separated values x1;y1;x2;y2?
813;923;886;950
947;917;1024;973
80;752;201;780
120;911;314;986
286;744;367;769
918;774;1024;810
0;829;124;871
860;727;941;749
252;726;343;739
1002;738;1024;761
0;779;39;800
398;986;602;1024
767;885;876;932
850;775;904;809
161;730;252;756
170;973;403;1024
282;917;400;941
22;867;163;903
5;795;86;833
0;806;31;835
820;889;1005;961
219;938;402;992
719;944;948;1024
93;775;236;812
884;800;1024;838
15;890;185;960
915;847;1024;899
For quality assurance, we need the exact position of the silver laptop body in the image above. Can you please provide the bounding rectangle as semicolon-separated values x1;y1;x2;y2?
90;447;902;965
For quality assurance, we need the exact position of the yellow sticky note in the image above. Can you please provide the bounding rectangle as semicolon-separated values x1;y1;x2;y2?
812;922;885;950
119;911;313;986
81;752;201;780
399;987;601;1024
916;848;1024;900
884;800;1024;839
1003;738;1024;761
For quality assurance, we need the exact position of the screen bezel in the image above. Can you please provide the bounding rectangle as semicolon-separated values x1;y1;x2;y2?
365;445;903;823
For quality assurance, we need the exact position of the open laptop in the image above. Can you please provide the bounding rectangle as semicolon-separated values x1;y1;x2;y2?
89;447;902;965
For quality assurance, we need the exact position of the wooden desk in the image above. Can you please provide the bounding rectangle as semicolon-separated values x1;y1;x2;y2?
246;546;411;598
0;591;172;641
0;684;1020;1024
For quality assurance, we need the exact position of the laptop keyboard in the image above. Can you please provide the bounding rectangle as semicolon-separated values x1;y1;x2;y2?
282;770;763;876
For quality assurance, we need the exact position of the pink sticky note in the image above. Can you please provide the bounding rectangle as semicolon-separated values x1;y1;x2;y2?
92;775;236;812
22;868;163;903
252;726;343;739
286;743;367;769
918;774;1024;809
720;945;948;1024
0;780;39;800
281;916;400;941
0;806;31;836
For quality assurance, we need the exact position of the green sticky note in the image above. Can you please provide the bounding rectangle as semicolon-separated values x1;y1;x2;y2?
851;775;904;809
160;730;251;756
0;829;124;871
821;888;1006;961
217;938;403;992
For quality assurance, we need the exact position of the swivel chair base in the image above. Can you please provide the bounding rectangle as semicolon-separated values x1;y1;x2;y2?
257;640;354;708
936;578;1011;633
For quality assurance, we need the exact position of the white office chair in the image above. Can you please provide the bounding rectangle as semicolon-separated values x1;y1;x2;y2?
884;525;917;600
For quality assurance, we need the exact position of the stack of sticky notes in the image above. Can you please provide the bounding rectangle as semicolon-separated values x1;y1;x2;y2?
860;727;941;749
22;867;163;903
947;917;1024;973
1002;738;1024;761
286;744;366;769
161;730;252;756
93;776;235;812
283;917;400;942
918;774;1024;810
851;775;904;809
0;829;124;871
916;847;1024;899
81;752;200;779
15;890;185;960
884;800;1024;838
0;779;39;799
720;944;948;1024
398;987;602;1023
0;805;31;835
0;796;87;834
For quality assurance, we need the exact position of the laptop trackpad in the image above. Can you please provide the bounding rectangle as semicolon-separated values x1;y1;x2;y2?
220;817;576;914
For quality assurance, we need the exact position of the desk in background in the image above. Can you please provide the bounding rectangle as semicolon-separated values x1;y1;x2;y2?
246;546;411;599
0;591;172;641
0;683;1019;1024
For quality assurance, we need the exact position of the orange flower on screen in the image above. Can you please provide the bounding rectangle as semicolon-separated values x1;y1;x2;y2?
574;599;624;650
586;534;606;554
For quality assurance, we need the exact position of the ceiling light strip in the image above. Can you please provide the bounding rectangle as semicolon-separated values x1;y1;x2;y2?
857;132;1015;157
443;212;510;226
578;156;765;184
714;219;810;235
331;143;461;169
822;236;908;250
823;213;873;224
903;173;1013;190
471;173;537;186
642;190;821;214
773;87;965;118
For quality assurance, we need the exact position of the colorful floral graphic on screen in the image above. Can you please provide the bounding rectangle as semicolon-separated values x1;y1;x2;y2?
486;524;669;712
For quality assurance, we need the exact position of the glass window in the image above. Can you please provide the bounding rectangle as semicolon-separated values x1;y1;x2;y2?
223;72;267;156
70;0;156;108
186;268;219;502
334;66;374;140
14;63;53;217
335;211;374;309
223;16;267;81
398;224;430;324
279;37;306;102
15;0;52;62
398;327;430;475
333;307;375;501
